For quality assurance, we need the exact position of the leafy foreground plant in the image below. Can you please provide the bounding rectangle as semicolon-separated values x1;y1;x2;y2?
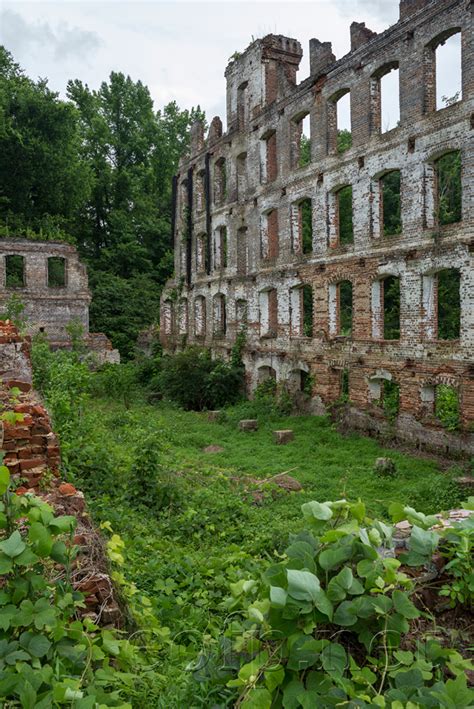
0;464;136;708
193;499;474;708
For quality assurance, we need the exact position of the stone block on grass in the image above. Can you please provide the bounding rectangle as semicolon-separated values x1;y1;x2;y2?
239;419;258;432
273;430;294;445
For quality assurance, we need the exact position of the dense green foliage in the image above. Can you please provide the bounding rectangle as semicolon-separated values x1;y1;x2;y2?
438;269;461;341
195;500;473;707
0;464;136;707
337;128;352;153
27;345;472;706
382;170;402;236
383;276;401;341
437;151;462;226
0;48;203;356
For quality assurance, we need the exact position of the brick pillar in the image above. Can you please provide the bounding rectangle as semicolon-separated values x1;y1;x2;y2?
267;209;279;259
266;132;278;182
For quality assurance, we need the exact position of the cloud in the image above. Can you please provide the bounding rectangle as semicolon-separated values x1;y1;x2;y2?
0;9;102;63
336;0;399;27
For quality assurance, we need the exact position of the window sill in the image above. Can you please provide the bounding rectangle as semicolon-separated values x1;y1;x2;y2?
260;331;277;340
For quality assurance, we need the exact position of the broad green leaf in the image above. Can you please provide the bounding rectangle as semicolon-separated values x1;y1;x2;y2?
333;600;358;626
0;530;25;558
301;501;333;521
264;664;284;693
392;590;419;619
282;679;306;709
313;589;333;620
0;554;13;574
319;544;352;571
28;522;53;557
287;569;320;603
321;642;347;676
269;586;287;608
242;688;272;709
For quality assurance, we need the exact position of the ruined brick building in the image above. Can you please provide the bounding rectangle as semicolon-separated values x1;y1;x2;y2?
161;0;474;455
0;239;119;362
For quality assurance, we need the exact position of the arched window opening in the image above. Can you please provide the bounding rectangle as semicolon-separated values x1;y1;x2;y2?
178;298;188;335
383;275;400;340
291;198;312;254
337;186;353;245
236;152;247;201
328;89;352;154
237;81;248;129
195;169;206;213
213;294;226;337
236;226;248;275
302;284;313;337
371;62;400;134
435;151;462;226
5;255;25;288
257;365;276;384
425;30;462;112
260;209;279;260
196;233;206;273
236;299;248;325
435;384;460;431
213;226;227;270
291;112;311;168
214;158;227;205
194;296;206;337
381;171;402;236
339;281;353;336
438;269;460;341
381;379;400;419
162;299;174;336
261;130;277;183
259;288;278;338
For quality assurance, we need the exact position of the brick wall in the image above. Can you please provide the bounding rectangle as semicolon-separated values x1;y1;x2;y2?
162;0;474;456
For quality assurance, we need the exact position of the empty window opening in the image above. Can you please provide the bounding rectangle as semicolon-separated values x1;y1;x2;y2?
180;179;189;221
214;158;227;205
381;171;402;236
236;153;247;201
381;379;400;419
178;298;188;335
259;288;278;337
213;294;226;336
371;63;400;134
339;281;353;336
261;131;277;183
327;89;352;154
302;284;313;337
383;275;400;340
291;198;312;254
438;269;460;340
288;368;310;394
237;81;248;129
261;209;279;260
435;151;462;225
213;226;227;270
5;255;25;288
235;226;248;276
194;296;206;337
291;113;311;168
196;233;206;273
196;170;206;212
48;257;66;288
162;299;174;335
236;299;248;325
435;32;462;109
341;368;349;400
257;365;276;385
435;384;460;431
338;186;354;245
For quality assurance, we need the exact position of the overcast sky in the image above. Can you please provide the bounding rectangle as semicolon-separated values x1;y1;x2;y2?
0;0;462;130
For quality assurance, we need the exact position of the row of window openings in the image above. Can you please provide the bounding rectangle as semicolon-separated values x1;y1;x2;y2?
165;268;460;342
185;29;463;211
192;151;461;272
3;256;67;289
258;366;459;427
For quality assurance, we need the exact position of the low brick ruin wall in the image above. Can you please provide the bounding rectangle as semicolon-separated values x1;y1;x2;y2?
0;322;120;625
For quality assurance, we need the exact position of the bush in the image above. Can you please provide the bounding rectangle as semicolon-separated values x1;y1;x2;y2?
156;346;244;411
91;362;140;409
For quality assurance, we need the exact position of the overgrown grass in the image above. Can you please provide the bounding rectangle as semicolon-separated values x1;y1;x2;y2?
33;349;466;706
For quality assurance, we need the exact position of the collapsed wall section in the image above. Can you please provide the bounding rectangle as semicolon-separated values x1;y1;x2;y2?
161;0;474;455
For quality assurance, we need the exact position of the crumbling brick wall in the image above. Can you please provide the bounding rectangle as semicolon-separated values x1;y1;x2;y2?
0;322;121;625
161;0;474;456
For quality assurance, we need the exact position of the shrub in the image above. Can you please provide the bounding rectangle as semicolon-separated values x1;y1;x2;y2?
156;346;244;410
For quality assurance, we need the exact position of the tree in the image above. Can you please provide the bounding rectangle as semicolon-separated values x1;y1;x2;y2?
0;47;90;239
